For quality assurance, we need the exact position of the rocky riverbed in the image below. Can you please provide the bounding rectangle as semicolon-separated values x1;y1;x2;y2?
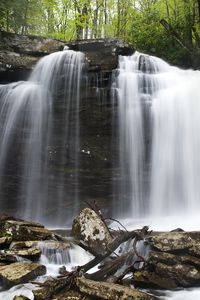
1;208;200;300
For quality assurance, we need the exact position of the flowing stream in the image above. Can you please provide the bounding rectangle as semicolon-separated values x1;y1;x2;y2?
1;239;200;300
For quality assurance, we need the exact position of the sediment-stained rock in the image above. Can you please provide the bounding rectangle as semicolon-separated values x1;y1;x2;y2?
0;236;12;248
76;277;158;300
0;30;65;72
13;296;31;300
72;207;113;256
133;270;177;289
11;240;70;251
1;219;54;241
66;39;134;72
0;247;41;262
155;262;200;287
0;262;46;287
148;251;200;269
148;232;200;254
0;31;134;81
52;290;93;300
134;242;200;289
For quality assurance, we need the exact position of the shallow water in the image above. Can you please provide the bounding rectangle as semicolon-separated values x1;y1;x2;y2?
1;236;200;300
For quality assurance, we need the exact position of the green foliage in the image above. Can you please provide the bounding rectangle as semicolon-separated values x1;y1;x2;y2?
124;0;192;66
0;0;200;66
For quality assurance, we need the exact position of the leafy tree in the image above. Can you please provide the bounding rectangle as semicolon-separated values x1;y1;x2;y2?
1;0;200;66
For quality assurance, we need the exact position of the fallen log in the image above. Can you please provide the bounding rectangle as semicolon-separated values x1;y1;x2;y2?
87;242;145;283
77;227;148;274
86;252;134;281
33;276;72;300
72;207;149;275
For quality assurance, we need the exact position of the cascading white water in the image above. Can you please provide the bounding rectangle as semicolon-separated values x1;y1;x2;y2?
150;67;200;217
114;51;200;221
0;243;93;300
113;54;145;217
0;50;85;225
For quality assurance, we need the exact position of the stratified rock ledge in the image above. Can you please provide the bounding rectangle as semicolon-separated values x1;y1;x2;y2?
0;31;134;83
0;262;46;287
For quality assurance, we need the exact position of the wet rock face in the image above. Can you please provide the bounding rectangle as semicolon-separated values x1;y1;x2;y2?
66;39;134;71
0;32;132;222
0;31;66;83
0;31;134;83
0;31;65;56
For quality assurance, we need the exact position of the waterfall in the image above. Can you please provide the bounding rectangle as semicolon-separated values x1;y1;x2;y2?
150;60;200;216
0;50;85;225
113;51;200;220
1;47;200;226
112;55;145;217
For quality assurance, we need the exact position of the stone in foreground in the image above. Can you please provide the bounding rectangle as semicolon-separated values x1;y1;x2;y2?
134;250;200;289
13;296;31;300
0;262;46;287
148;232;200;253
0;247;41;262
133;271;178;289
72;208;113;256
0;236;12;248
47;289;92;300
2;219;53;241
76;277;158;300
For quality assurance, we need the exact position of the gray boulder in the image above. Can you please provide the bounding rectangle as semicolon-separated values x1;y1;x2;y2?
72;208;113;256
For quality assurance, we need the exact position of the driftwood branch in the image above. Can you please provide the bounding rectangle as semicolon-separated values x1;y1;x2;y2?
33;276;72;299
105;217;129;232
160;19;193;54
74;226;149;275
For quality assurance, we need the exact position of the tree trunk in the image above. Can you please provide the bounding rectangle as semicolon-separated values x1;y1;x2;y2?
160;18;200;67
197;0;200;24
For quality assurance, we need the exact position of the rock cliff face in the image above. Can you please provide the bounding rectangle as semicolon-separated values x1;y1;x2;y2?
66;39;134;70
0;31;134;82
0;31;134;224
0;31;66;82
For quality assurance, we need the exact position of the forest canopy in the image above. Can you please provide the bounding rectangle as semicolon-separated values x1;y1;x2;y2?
1;0;200;67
